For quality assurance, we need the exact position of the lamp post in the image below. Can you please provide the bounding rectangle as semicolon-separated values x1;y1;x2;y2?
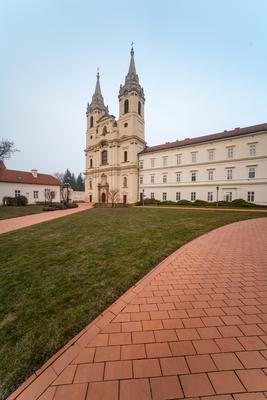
142;189;145;207
63;178;71;206
216;186;219;207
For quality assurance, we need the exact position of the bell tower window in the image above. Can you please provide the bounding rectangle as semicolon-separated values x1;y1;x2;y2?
124;151;128;162
90;116;94;128
124;99;129;114
101;150;108;165
138;101;141;116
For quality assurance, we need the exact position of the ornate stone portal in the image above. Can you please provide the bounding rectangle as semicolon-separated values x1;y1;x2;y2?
98;173;109;203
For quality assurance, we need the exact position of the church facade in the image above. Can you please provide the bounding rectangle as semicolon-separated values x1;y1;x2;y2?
85;49;267;205
84;47;145;205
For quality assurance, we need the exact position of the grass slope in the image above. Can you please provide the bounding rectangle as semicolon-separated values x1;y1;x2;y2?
0;208;265;398
0;205;44;220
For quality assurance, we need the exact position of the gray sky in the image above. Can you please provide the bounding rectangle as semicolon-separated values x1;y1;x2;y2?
1;0;267;175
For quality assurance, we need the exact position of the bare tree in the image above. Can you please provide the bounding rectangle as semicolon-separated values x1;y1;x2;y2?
109;189;119;208
44;189;54;205
54;172;65;186
0;140;18;160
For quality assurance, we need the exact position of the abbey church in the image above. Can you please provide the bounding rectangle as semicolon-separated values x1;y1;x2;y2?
84;47;145;204
85;48;267;206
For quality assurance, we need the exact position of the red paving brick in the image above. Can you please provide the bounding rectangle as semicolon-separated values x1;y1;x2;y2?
0;203;91;234
8;217;267;399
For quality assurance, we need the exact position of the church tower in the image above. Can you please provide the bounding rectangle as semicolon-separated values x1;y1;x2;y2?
118;46;145;141
84;47;145;205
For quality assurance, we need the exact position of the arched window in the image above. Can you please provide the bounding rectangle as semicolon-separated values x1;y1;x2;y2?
102;126;107;135
123;177;127;187
101;150;108;165
124;151;128;162
89;180;92;189
124;99;129;113
138;101;141;116
90;116;94;128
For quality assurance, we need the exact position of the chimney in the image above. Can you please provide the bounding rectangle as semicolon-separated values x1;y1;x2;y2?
31;169;38;178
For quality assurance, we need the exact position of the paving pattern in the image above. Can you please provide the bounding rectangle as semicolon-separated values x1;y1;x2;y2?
0;203;91;234
8;217;267;400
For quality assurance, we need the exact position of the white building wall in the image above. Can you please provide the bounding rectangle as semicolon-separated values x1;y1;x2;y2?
0;183;60;204
139;131;267;205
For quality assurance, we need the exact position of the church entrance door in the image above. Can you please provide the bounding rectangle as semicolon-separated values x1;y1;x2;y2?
101;193;106;203
123;195;127;205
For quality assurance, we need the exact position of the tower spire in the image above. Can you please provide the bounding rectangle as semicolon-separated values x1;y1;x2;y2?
87;68;108;115
119;45;144;100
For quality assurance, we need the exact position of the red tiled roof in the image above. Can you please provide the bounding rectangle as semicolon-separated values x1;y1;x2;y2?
142;122;267;154
0;164;60;186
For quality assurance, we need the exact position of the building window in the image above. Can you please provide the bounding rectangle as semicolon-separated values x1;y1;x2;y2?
227;147;234;159
163;192;167;201
191;192;196;201
176;154;182;164
248;167;255;179
207;192;213;201
163;156;168;166
176;192;181;201
227;169;233;180
163;174;167;183
101;150;108;165
247;191;255;202
89;180;92;189
176;172;181;182
90;116;93;128
139;161;143;169
249;144;256;156
123;177;127;187
15;190;21;197
124;151;128;162
90;158;93;168
208;170;214;181
124;99;129;113
151;175;155;184
191;152;197;163
33;191;38;199
191;172;197;182
224;192;233;202
151;192;155;199
208;150;214;161
140;176;143;184
151;159;155;168
51;191;55;199
138;101;141;116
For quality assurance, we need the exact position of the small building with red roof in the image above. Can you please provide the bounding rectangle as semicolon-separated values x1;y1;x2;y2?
0;161;60;204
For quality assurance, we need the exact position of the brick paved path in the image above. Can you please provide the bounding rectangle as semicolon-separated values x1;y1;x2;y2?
0;203;92;234
8;217;267;400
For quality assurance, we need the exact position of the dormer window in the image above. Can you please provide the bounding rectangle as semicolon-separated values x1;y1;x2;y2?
124;99;129;113
90;116;94;128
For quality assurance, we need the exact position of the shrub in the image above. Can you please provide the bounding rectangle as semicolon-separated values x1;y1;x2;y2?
176;200;193;206
42;206;58;211
66;203;78;208
2;196;28;206
193;200;209;206
230;198;255;208
161;201;177;205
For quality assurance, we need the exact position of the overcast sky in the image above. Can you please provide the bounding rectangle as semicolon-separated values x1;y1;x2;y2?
1;0;267;175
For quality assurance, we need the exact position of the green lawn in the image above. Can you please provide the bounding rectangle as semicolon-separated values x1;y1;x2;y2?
0;205;44;220
0;208;266;399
